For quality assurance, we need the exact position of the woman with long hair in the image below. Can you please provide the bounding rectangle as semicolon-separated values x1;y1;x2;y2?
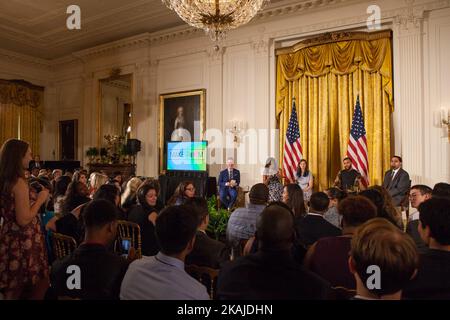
72;170;88;186
282;183;307;219
121;177;143;212
168;180;196;206
262;157;283;202
88;172;108;198
52;175;72;216
295;159;313;201
128;180;161;256
0;139;50;299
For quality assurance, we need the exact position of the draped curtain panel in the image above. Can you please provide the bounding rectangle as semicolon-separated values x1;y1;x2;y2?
0;80;43;155
276;31;393;191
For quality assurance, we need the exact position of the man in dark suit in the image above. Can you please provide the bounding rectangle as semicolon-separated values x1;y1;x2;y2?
218;157;240;210
296;192;342;248
185;197;231;269
50;200;131;300
217;204;331;300
382;155;411;206
29;155;42;171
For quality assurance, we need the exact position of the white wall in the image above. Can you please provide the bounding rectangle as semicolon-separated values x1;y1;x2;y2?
1;0;449;188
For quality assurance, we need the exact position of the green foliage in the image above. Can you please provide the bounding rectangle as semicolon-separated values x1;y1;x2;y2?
86;147;99;157
206;196;230;241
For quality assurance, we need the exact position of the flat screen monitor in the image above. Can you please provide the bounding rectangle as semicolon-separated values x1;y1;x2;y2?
166;141;207;171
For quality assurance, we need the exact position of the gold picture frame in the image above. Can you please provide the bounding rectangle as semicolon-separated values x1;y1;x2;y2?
158;89;206;173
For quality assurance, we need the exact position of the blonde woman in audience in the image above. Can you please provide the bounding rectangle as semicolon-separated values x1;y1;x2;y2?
88;172;109;198
121;177;143;212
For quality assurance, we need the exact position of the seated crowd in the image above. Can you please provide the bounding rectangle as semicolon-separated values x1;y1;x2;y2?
0;139;450;300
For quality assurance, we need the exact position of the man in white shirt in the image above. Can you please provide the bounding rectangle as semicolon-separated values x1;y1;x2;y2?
120;205;209;300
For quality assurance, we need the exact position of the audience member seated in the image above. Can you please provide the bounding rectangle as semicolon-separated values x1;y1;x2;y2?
120;177;143;213
295;192;341;248
168;181;196;206
304;196;377;289
120;205;210;300
50;200;130;299
403;197;450;299
93;184;125;220
88;172;108;198
52;176;72;216
127;180;160;256
432;182;450;199
359;189;400;228
72;170;88;186
226;183;269;250
349;218;418;300
370;185;403;228
217;204;331;300
282;184;307;218
185;197;231;268
323;187;347;228
47;181;91;243
406;185;432;252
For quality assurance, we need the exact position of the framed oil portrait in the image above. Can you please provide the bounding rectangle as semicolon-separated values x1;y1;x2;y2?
159;89;206;173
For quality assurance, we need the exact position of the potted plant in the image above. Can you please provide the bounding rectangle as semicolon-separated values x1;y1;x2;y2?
86;147;99;163
119;143;132;163
206;196;230;242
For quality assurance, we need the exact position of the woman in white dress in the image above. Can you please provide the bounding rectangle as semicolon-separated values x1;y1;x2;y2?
295;159;313;201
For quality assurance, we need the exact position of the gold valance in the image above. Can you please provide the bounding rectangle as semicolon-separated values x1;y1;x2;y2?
0;79;43;108
276;30;393;119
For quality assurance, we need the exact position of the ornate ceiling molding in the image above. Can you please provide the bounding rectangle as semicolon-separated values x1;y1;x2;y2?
0;48;51;69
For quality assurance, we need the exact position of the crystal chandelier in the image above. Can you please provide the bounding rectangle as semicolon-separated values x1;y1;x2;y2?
162;0;270;41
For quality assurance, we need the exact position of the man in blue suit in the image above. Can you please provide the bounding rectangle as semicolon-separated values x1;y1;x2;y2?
219;158;240;210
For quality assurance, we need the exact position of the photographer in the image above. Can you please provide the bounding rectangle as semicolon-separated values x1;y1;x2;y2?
0;139;51;300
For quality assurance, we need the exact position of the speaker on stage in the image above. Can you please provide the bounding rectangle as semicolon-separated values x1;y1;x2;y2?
127;139;141;155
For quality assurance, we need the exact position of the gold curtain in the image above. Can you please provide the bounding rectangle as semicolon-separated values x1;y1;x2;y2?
276;31;393;191
0;80;43;155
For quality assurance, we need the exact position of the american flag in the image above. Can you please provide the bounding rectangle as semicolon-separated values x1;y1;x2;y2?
283;99;303;183
347;96;369;187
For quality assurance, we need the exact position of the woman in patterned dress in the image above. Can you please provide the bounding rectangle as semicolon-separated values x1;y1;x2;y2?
262;157;284;202
0;139;50;299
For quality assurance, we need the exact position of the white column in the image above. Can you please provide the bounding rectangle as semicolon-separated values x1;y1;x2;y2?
392;8;425;185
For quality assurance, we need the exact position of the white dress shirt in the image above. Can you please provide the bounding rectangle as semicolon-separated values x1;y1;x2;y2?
120;252;209;300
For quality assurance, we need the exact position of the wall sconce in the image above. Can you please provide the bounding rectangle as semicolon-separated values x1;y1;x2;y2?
228;120;246;145
442;108;450;142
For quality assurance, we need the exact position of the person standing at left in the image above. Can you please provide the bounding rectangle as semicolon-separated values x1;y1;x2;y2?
0;139;50;299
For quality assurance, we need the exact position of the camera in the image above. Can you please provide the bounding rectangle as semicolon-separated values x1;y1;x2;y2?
30;181;43;193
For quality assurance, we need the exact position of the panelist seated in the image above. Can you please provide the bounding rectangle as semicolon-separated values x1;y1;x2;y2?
334;157;365;192
218;157;240;210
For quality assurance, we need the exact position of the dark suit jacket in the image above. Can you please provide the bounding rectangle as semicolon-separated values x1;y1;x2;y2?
186;230;231;269
127;205;160;256
218;168;240;191
295;214;342;248
216;250;331;300
382;168;411;206
403;249;450;299
50;243;129;300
